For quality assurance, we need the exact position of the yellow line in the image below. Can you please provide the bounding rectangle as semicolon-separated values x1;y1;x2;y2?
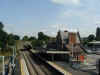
20;59;25;75
48;61;72;75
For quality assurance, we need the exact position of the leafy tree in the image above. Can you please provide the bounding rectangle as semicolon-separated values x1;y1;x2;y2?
0;22;8;49
87;34;95;42
0;22;20;51
38;32;50;47
7;34;15;46
38;32;50;41
28;36;36;41
0;22;4;29
13;35;20;40
22;36;29;41
38;32;45;40
31;40;43;48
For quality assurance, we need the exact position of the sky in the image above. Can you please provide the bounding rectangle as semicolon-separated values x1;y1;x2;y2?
0;0;100;37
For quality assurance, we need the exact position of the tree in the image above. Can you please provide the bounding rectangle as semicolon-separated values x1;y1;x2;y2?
7;34;15;46
0;22;20;50
38;32;50;41
87;34;95;42
0;22;8;49
13;35;20;40
0;22;4;30
22;36;29;41
31;40;43;48
28;36;36;41
38;32;50;47
38;32;45;40
6;34;20;46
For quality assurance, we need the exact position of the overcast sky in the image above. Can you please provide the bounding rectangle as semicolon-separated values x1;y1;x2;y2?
0;0;100;37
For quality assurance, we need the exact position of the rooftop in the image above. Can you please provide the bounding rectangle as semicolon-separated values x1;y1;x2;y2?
89;41;100;44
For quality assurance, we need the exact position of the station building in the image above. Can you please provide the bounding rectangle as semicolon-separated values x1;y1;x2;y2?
56;30;85;62
56;30;81;50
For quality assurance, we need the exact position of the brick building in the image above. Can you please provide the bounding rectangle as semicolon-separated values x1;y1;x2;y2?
56;30;84;61
56;30;81;50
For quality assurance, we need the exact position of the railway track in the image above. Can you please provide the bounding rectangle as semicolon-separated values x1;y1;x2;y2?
23;51;62;75
23;52;38;75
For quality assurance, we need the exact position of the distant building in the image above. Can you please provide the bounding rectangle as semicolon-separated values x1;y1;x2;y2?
56;30;69;50
56;30;84;61
47;37;57;50
96;27;100;41
69;32;80;45
56;30;81;50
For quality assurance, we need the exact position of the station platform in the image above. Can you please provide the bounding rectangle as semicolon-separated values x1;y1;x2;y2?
46;61;97;75
20;56;29;75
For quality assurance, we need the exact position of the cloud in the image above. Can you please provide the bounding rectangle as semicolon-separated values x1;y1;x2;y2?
50;24;68;30
59;9;99;37
41;29;48;33
51;0;80;5
40;24;79;37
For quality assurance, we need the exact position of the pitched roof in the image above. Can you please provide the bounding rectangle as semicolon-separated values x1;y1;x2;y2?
59;30;69;41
